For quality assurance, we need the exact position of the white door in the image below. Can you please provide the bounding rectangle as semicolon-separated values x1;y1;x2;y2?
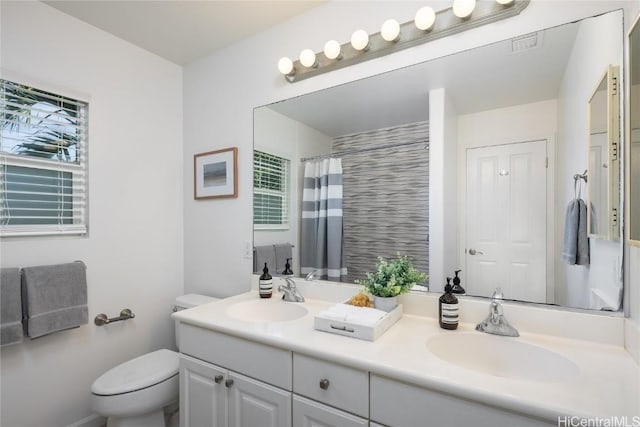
180;355;227;427
466;140;547;303
227;371;292;427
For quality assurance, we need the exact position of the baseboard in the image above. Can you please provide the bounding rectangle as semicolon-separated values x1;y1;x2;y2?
625;318;640;365
66;413;106;427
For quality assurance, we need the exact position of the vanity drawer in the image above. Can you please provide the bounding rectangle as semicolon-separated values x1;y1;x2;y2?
370;374;554;427
179;323;292;390
293;353;368;417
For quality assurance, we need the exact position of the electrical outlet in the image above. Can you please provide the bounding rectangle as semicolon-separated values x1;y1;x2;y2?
243;240;253;259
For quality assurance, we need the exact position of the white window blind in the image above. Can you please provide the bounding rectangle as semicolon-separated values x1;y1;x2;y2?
1;79;88;237
253;150;290;229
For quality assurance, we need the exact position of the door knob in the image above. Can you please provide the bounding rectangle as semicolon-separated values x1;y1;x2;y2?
468;248;484;255
319;379;330;390
214;375;223;384
225;379;234;388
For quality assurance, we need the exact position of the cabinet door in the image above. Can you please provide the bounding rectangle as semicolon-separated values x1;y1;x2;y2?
227;371;292;427
180;355;227;427
293;395;368;427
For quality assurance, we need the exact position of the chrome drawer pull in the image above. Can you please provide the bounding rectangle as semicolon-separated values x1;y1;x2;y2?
319;379;330;390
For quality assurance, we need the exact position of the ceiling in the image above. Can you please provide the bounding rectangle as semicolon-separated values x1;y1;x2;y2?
43;0;325;65
267;21;579;137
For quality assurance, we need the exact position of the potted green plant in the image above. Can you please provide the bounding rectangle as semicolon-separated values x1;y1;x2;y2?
356;254;427;312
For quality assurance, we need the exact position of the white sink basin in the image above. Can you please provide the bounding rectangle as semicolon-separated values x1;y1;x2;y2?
225;298;308;322
427;332;579;382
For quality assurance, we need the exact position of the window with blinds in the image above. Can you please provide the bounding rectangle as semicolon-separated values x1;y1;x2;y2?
253;150;290;229
1;79;88;237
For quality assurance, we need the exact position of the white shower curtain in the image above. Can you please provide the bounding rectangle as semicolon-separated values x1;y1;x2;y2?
300;158;347;282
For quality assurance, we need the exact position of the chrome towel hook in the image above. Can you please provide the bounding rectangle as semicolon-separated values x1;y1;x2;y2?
94;309;135;326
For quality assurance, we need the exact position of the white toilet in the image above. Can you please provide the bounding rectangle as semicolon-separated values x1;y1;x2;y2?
91;294;217;427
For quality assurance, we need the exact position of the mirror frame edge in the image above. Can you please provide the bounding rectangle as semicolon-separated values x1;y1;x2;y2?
626;12;640;248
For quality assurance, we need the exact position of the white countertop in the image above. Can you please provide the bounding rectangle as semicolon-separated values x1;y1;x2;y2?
173;289;640;422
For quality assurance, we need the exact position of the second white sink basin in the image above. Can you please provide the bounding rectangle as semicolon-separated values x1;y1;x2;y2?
427;332;579;382
225;298;308;322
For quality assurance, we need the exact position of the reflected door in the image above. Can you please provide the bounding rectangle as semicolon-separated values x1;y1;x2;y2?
466;140;547;303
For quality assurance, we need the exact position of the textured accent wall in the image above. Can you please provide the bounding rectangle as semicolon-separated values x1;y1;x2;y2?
333;121;429;284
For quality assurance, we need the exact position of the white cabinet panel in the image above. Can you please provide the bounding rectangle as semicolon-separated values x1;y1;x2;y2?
228;371;292;427
293;353;369;418
179;323;292;390
293;395;368;427
180;355;226;427
370;375;554;427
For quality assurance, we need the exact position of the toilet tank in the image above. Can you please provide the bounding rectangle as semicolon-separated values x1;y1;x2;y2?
174;293;218;349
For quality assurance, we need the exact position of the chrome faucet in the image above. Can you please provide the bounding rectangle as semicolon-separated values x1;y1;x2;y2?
476;288;519;337
305;270;320;281
278;277;305;302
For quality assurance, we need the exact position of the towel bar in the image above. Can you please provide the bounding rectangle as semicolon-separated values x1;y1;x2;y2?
94;309;135;326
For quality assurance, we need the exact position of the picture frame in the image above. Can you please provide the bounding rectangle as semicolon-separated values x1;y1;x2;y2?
194;147;238;200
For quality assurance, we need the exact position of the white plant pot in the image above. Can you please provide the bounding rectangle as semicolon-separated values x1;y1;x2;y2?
373;296;398;312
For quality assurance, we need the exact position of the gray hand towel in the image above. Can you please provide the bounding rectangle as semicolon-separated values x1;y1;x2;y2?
576;199;590;265
254;245;276;274
22;261;88;338
1;268;23;346
561;199;590;265
274;243;293;274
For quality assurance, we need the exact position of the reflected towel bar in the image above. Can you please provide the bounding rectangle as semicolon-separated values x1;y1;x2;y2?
94;309;135;326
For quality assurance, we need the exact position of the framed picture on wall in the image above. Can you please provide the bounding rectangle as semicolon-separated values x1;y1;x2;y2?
194;147;238;200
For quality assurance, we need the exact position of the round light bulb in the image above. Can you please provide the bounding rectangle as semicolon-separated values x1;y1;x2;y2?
415;6;436;31
495;0;514;4
324;40;341;60
277;57;294;75
381;19;400;42
299;49;317;68
351;29;369;51
452;0;476;18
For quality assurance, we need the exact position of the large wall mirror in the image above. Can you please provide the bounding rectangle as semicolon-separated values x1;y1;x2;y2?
253;10;625;312
628;14;640;246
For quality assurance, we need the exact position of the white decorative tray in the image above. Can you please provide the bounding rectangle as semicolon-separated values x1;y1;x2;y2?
313;304;403;341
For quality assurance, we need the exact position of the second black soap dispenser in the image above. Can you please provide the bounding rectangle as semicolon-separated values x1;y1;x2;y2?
439;278;459;330
451;269;465;294
282;258;294;276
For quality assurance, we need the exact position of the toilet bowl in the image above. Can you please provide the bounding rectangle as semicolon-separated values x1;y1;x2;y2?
91;294;217;427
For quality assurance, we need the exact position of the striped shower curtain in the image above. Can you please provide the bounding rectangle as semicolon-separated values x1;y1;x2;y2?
300;158;347;282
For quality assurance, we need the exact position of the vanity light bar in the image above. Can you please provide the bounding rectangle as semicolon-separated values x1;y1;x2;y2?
278;0;530;83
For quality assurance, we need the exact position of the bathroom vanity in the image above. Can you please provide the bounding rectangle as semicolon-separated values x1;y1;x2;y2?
173;281;639;427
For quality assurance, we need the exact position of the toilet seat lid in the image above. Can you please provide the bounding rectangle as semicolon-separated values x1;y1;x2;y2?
91;349;179;396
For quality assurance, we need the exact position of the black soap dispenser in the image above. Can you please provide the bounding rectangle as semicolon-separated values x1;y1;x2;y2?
259;263;273;299
282;258;294;276
451;269;466;294
439;278;459;330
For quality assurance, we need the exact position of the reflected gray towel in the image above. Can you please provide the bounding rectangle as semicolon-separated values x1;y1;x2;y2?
274;243;292;274
254;245;276;274
22;261;88;338
1;268;23;346
562;199;590;265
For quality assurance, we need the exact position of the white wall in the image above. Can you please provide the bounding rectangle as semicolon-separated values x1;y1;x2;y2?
429;89;458;292
0;2;184;427
556;10;624;310
184;0;632;299
253;107;332;275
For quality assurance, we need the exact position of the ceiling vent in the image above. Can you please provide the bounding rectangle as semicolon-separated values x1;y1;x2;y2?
511;31;544;53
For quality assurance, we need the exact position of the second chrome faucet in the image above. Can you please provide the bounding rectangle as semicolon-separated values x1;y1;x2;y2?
476;288;519;337
278;277;305;302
